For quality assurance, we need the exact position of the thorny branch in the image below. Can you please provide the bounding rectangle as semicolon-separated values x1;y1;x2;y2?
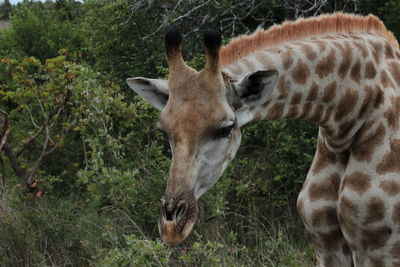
129;0;357;44
138;0;274;40
281;0;356;18
0;110;9;152
0;89;76;192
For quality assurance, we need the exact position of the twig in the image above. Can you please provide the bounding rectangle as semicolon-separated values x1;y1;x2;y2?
82;135;89;171
26;105;40;129
0;128;9;152
2;142;26;180
0;114;10;152
16;124;46;157
171;0;211;23
23;124;50;190
43;120;77;156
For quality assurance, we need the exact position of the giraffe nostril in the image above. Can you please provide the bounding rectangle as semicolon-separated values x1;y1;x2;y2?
176;204;186;219
163;201;187;221
165;207;174;221
163;201;174;221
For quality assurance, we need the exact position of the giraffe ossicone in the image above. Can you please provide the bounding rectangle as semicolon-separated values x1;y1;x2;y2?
128;13;400;266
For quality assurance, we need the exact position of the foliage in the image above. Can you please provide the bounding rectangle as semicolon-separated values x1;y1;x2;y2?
7;1;83;61
0;0;12;20
0;0;399;266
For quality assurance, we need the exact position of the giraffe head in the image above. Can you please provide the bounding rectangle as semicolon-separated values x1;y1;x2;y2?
127;28;279;244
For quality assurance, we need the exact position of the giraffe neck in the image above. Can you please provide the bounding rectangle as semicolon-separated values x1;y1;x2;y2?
223;32;399;152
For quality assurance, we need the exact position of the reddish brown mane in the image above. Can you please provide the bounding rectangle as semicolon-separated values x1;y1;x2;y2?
220;13;399;66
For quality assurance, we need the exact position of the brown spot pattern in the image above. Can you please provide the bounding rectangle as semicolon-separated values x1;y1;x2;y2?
309;173;340;201
353;41;369;58
267;103;285;120
393;202;400;224
369;40;383;65
381;70;395;89
261;99;271;108
351;123;386;162
388;61;400;87
358;89;373;119
384;96;400;130
361;226;391;250
364;61;377;79
290;92;302;105
286;106;298;118
315;40;327;52
376;139;400;174
337;119;356;139
312;140;337;174
321;106;333;124
379;180;400;196
309;104;324;122
292;59;310;85
281;49;293;71
364;197;385;224
338;41;353;79
357;86;384;120
300;43;317;60
296;198;305;221
350;60;361;83
316;49;336;78
342;171;371;195
307;82;319;101
312;206;339;227
373;86;384;108
322;81;337;103
298;102;312;120
277;75;289;100
334;89;358;121
318;228;344;251
385;42;395;59
338;196;358;238
333;41;345;52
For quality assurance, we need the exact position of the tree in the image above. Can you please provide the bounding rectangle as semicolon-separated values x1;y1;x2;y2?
0;0;12;20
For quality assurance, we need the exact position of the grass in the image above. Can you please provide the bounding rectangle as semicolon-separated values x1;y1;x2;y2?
0;188;314;267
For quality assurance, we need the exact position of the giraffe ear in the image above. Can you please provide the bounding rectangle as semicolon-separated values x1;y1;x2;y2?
234;70;279;106
127;77;169;111
233;70;279;127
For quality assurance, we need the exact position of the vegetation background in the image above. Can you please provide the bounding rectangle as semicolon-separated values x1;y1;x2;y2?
0;0;399;266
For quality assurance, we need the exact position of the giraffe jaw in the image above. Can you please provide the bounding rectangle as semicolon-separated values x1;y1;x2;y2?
158;217;197;245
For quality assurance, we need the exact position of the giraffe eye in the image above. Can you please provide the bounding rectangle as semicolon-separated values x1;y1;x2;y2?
216;125;234;138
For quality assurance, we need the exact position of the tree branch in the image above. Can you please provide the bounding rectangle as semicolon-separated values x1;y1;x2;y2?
23;124;50;190
0;113;10;152
43;120;77;157
2;142;26;180
15;124;45;157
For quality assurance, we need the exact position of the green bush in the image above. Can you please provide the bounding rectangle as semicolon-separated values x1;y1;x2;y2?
8;1;83;61
3;0;399;266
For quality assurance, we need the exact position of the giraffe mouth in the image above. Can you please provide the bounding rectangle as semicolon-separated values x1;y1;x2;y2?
158;193;198;245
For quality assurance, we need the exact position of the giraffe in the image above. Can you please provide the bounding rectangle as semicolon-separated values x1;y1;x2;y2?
127;13;400;266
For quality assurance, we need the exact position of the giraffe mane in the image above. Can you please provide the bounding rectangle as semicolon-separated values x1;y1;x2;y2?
219;13;399;66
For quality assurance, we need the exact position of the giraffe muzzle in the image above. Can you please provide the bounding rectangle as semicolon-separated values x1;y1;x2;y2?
158;195;198;245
